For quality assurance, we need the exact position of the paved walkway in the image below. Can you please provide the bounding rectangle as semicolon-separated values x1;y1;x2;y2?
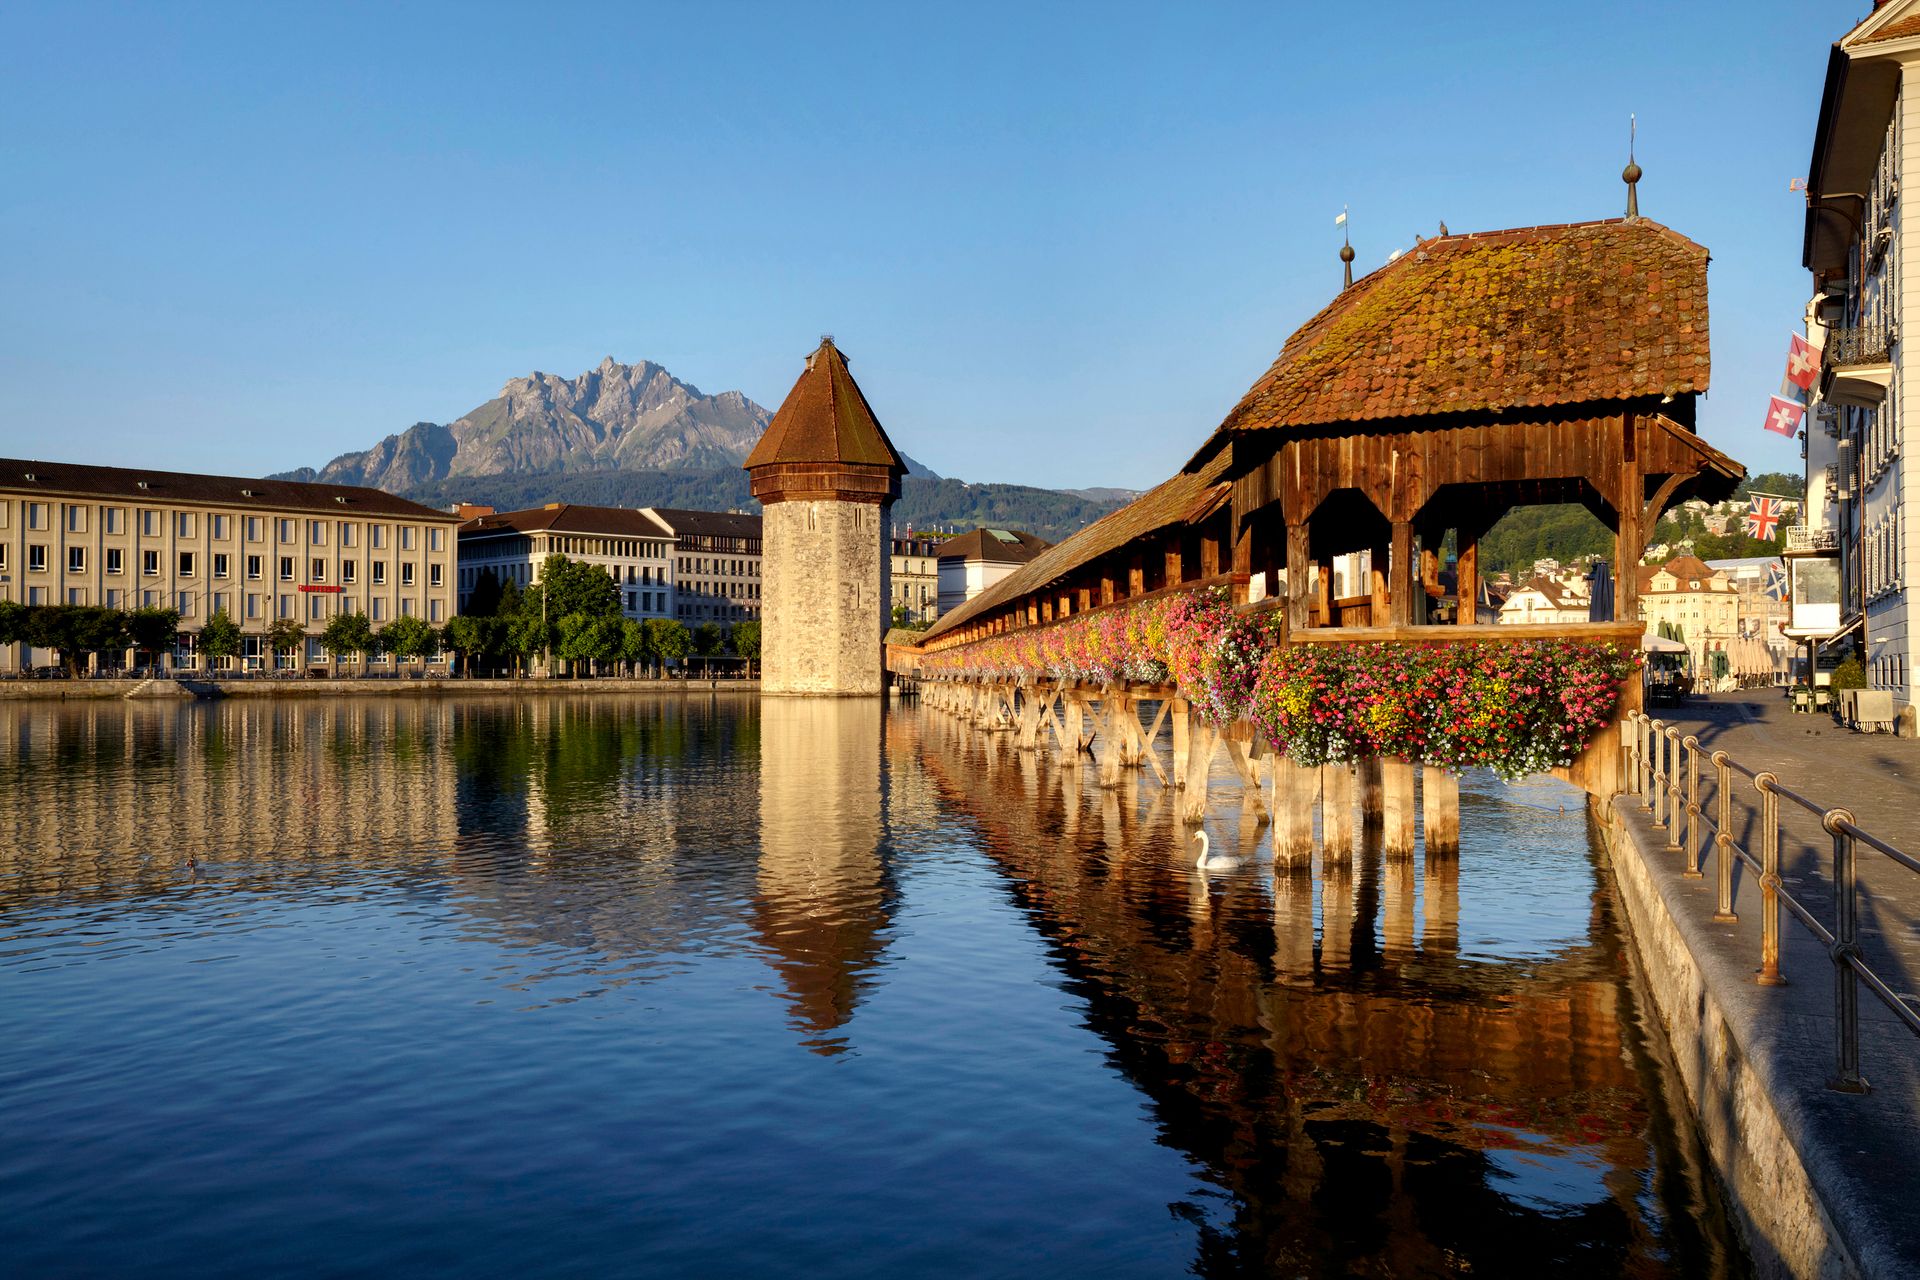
1633;690;1920;1275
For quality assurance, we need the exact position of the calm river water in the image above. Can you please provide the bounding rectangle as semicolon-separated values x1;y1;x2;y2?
0;695;1742;1278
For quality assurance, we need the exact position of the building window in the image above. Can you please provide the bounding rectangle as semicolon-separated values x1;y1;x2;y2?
27;544;47;573
311;558;326;583
178;592;195;619
105;589;121;609
310;520;326;546
65;504;86;533
213;592;229;615
27;502;48;530
213;552;229;578
247;517;264;542
67;587;86;606
67;546;85;574
246;594;261;620
341;523;357;548
401;526;417;551
401;598;415;617
310;595;327;620
429;528;445;552
401;563;415;587
429;563;442;588
372;525;387;549
0;545;8;574
142;549;159;576
430;599;443;623
343;559;357;584
279;556;295;582
178;551;196;577
246;555;261;580
371;598;385;621
105;548;122;575
177;512;195;538
104;507;124;534
141;509;159;536
279;518;296;543
211;514;229;541
372;561;386;586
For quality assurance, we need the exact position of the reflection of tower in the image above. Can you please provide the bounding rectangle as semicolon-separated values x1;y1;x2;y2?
753;699;893;1053
746;337;907;696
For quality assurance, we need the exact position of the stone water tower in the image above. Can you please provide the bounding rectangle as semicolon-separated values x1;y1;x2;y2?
745;337;906;696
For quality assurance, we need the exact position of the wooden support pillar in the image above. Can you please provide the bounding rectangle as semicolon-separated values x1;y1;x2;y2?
1273;757;1316;867
1229;522;1251;604
1616;418;1644;620
1422;846;1460;959
1358;756;1384;827
1382;845;1416;961
1381;758;1416;856
1321;762;1355;862
1456;531;1478;625
1164;544;1183;589
1181;724;1217;822
1422;766;1459;856
1127;553;1145;598
1222;726;1266;818
1061;694;1084;765
1098;695;1125;788
1286;521;1312;633
1273;867;1317;981
1320;862;1353;974
1170;697;1190;788
1314;557;1333;626
1389;520;1415;627
1369;542;1389;625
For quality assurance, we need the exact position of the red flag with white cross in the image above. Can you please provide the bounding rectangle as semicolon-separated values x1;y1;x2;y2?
1784;333;1821;391
1763;395;1805;438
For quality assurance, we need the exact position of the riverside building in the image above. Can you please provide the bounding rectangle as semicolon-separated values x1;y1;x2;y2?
1800;1;1920;712
645;508;763;625
891;534;942;624
455;503;677;620
0;458;459;671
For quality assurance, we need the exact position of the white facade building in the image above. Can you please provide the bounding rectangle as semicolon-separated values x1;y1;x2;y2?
456;503;677;620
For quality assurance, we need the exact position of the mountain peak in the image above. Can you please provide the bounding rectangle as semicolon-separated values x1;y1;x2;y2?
290;358;775;494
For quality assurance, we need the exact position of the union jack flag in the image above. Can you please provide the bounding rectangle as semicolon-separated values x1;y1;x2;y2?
1743;495;1784;541
1764;560;1789;601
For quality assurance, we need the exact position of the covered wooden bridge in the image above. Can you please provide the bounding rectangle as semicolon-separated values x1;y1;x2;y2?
893;210;1744;859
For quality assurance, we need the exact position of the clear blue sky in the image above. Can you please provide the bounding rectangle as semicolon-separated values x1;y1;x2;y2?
0;1;1848;491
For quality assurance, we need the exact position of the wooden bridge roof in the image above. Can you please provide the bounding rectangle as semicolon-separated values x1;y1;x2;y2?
920;442;1234;643
1213;218;1709;437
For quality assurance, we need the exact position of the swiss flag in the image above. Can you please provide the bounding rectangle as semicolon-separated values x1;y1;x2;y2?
1785;333;1821;390
1763;395;1806;438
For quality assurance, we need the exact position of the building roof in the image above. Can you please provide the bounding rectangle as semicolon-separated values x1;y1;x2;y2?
935;528;1051;566
1212;218;1710;437
1504;575;1583;611
745;338;905;473
1637;554;1725;593
645;507;763;540
459;502;673;539
921;443;1234;643
0;456;460;521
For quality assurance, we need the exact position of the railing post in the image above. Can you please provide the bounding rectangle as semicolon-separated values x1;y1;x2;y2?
1635;714;1652;808
1663;728;1683;853
1683;735;1703;878
1624;713;1639;800
1824;808;1869;1093
1650;720;1667;829
1711;750;1738;923
1755;774;1785;986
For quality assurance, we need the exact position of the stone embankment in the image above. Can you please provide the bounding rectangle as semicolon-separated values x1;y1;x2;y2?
0;677;759;700
1603;692;1920;1280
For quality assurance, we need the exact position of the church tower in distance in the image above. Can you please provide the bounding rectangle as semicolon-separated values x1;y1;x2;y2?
746;337;906;696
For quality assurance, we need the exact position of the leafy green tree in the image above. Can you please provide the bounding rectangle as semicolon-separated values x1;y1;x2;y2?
0;599;25;648
441;614;492;677
465;568;504;619
508;607;551;675
320;611;376;673
646;618;692;674
381;615;436;675
265;617;308;668
732;620;761;677
538;555;621;621
619;618;651;677
693;621;727;656
199;610;242;668
126;607;181;669
555;612;623;677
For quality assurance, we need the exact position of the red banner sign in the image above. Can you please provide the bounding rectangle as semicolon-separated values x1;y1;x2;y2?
296;585;344;594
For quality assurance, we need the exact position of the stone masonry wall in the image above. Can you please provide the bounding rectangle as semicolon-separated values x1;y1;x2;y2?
761;498;889;696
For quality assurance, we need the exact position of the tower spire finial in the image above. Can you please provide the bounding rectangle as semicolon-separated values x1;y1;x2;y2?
1336;204;1354;289
1623;114;1642;218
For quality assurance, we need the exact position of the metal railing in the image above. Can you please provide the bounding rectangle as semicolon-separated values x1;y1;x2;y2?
1625;711;1920;1092
1825;317;1893;367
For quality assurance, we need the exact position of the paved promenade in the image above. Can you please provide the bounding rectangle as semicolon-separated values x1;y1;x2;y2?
1624;690;1920;1277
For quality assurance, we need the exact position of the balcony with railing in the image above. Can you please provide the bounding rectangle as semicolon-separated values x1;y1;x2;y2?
1821;318;1895;407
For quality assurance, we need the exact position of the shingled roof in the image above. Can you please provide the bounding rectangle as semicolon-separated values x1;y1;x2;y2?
1214;218;1709;436
745;338;905;472
920;443;1234;643
458;502;674;538
0;456;458;521
935;528;1051;566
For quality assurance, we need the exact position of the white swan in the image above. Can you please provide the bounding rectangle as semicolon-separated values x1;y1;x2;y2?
1193;829;1242;871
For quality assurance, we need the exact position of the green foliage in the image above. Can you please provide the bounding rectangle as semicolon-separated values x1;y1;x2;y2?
265;617;307;655
441;614;493;662
731;620;760;660
1831;656;1866;690
0;599;24;645
536;554;621;620
692;621;728;656
1736;471;1806;502
465;568;504;618
1477;505;1613;580
381;615;436;661
199;609;242;660
646;618;692;663
127;606;181;657
555;612;623;665
619;619;651;666
13;606;131;672
320;611;376;662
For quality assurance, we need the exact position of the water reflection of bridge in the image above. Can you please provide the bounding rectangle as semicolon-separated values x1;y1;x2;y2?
898;706;1738;1277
